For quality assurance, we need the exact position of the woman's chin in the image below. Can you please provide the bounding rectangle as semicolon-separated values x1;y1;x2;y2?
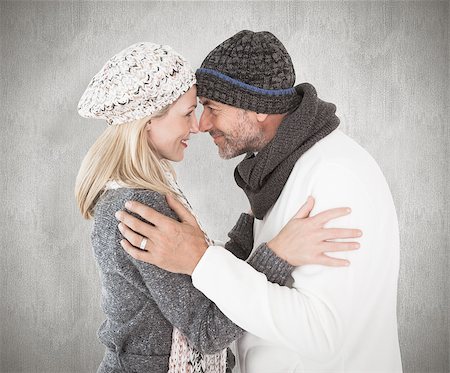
167;153;185;162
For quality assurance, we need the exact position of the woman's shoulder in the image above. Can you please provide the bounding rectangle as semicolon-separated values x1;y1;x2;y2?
94;187;178;222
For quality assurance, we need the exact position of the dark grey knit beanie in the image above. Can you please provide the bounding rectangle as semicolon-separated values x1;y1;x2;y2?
196;30;301;114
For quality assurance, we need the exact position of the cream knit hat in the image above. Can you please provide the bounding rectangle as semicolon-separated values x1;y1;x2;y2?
77;42;196;126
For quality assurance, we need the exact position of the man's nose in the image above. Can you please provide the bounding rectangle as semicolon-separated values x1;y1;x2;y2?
190;113;199;134
199;110;213;133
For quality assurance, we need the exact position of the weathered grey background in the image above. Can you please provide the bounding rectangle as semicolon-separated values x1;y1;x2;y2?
0;1;448;372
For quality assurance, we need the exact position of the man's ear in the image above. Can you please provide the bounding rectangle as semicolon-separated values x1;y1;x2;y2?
255;113;269;123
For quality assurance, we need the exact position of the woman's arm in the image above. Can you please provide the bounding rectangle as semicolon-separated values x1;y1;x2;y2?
223;213;294;284
224;212;254;260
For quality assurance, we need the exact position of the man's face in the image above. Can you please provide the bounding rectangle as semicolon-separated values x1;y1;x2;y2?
198;97;267;159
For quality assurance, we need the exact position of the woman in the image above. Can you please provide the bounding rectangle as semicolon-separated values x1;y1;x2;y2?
75;42;361;373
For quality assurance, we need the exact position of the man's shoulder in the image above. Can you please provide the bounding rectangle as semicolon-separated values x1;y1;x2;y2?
305;129;372;162
291;129;382;181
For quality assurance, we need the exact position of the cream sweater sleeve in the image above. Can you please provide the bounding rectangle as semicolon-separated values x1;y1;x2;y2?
192;162;377;361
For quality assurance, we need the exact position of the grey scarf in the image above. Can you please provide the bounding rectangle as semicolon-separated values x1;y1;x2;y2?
234;83;340;220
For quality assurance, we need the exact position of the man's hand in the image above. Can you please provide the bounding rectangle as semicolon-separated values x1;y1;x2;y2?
115;194;209;275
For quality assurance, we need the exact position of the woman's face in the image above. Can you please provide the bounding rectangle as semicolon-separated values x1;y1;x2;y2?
146;86;199;162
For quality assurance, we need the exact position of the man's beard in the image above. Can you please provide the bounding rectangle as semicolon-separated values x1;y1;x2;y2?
212;110;268;159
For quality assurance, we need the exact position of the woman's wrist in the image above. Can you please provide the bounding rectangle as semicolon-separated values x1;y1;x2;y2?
266;238;288;262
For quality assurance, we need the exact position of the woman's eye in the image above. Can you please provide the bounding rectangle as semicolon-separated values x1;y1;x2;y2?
186;111;193;117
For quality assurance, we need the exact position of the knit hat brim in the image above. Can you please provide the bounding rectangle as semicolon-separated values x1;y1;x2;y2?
196;69;301;114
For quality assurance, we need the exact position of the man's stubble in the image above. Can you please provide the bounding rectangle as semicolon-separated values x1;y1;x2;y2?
217;110;269;159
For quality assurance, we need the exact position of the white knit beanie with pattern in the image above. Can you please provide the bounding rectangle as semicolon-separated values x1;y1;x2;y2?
78;42;196;126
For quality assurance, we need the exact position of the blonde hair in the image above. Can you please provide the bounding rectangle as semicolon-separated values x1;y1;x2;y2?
75;106;178;219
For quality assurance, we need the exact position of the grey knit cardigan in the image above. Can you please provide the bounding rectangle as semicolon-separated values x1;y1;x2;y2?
91;188;294;373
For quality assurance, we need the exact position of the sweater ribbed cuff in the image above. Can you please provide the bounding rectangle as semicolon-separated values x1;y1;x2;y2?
247;243;294;286
228;213;254;246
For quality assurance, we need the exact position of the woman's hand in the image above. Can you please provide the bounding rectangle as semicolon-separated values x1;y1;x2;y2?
267;196;362;267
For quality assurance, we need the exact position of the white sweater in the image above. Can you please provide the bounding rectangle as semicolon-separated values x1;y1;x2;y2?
192;129;402;373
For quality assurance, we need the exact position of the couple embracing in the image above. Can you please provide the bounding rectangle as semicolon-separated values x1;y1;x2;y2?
75;30;402;373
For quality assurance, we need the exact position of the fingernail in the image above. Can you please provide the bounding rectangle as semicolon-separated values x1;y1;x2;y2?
346;208;351;213
345;261;350;266
354;243;360;249
358;230;363;236
125;201;132;209
118;223;123;231
115;211;122;220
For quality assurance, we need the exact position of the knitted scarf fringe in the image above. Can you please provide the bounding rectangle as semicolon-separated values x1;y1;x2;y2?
165;171;227;373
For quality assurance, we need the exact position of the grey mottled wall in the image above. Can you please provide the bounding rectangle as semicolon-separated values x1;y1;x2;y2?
1;1;448;372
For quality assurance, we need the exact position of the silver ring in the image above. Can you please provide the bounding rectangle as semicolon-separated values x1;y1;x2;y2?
139;237;148;250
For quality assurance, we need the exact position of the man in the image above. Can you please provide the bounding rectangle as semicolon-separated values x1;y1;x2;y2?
116;30;402;372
